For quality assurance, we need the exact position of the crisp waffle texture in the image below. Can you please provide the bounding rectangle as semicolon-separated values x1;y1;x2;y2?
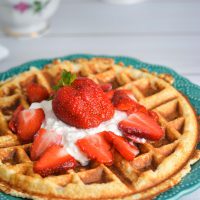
0;58;199;200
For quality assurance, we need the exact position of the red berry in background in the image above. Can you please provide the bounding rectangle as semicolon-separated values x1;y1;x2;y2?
26;83;49;103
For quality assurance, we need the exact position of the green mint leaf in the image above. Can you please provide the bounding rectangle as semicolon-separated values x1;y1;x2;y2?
62;70;71;85
52;70;77;91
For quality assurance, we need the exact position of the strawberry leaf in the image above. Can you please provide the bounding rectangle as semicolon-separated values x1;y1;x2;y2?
53;70;76;91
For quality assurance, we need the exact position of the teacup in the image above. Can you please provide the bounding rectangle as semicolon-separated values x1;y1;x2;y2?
0;0;60;38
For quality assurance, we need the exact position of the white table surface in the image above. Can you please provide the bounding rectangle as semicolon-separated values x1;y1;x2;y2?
0;0;200;199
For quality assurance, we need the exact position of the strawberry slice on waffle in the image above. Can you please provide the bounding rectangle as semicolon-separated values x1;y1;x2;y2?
119;112;164;141
112;90;138;111
31;128;62;161
14;108;45;142
103;131;139;161
34;145;77;177
112;89;159;122
76;133;113;165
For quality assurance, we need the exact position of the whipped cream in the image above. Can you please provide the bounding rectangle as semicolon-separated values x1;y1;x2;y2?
30;100;127;166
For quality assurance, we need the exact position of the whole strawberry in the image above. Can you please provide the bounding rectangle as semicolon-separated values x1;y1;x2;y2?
52;71;114;129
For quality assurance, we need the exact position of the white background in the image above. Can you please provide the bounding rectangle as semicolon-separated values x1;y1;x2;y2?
0;0;200;199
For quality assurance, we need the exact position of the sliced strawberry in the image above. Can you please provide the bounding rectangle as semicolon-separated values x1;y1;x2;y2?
33;145;77;177
76;133;113;165
124;133;146;144
16;108;45;142
31;128;62;161
103;131;139;161
112;90;159;122
112;90;139;111
118;112;164;141
26;83;49;103
9;105;24;133
100;83;112;92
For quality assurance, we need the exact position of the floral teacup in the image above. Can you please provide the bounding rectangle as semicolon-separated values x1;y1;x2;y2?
0;0;60;38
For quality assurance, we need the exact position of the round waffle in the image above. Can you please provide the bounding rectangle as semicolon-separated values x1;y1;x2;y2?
0;58;199;200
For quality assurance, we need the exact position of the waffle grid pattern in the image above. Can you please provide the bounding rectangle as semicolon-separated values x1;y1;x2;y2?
0;58;199;200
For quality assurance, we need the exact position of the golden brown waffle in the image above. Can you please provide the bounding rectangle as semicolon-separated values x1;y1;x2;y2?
0;58;199;200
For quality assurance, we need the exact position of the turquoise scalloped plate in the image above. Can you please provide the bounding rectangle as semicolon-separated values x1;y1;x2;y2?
0;54;200;200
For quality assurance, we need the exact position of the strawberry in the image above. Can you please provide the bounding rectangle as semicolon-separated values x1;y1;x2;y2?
31;128;62;161
112;90;139;112
112;89;159;122
76;133;113;165
33;145;77;177
100;83;112;92
16;108;45;142
9;105;24;133
103;131;139;161
52;71;114;129
26;83;49;103
118;112;164;141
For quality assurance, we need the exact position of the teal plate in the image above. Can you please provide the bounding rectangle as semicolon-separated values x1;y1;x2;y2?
0;54;200;200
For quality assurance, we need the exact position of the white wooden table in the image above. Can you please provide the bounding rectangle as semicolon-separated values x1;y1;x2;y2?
0;0;200;199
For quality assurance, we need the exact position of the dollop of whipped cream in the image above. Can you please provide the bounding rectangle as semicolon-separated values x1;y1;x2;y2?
30;100;127;166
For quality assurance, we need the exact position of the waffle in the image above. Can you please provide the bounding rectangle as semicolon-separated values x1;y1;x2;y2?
0;58;199;200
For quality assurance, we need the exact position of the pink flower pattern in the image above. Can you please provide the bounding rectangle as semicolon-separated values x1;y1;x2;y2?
14;2;30;13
